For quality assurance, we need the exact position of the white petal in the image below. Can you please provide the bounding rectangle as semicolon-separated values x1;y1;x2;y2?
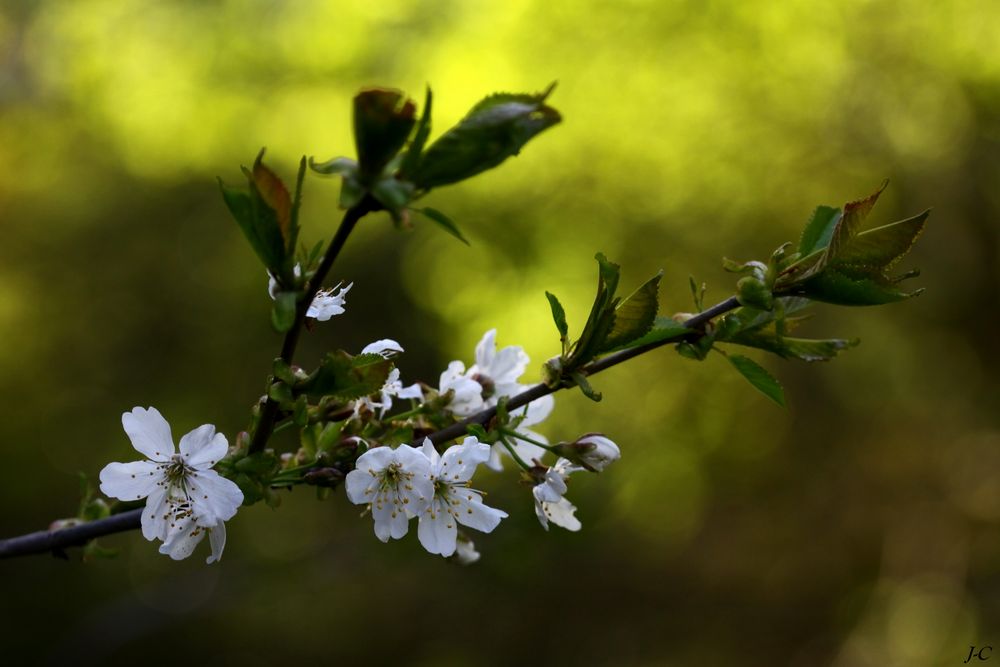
542;497;582;531
186;470;244;524
533;497;550;530
345;468;380;505
419;438;440;470
353;446;394;474
452;489;508;534
438;438;490;483
395;383;423;400
488;345;529;385
121;407;175;461
418;500;458;556
99;460;162;502
180;425;228;469
158;517;206;561
140;486;169;541
484;445;504;472
206;523;226;564
361;339;404;358
473;329;497;371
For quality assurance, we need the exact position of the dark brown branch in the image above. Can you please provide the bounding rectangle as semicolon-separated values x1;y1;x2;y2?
0;295;742;560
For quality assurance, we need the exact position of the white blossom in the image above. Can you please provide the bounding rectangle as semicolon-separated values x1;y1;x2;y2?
99;407;243;563
438;360;485;417
267;266;353;322
532;458;584;532
305;282;352;321
344;444;433;542
417;437;507;557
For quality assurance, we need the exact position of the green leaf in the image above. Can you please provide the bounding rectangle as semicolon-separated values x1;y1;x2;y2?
219;178;286;271
567;253;621;366
545;291;569;341
727;354;786;406
251;150;293;244
270;291;297;333
412;84;561;189
798;205;842;256
799;268;924;306
826;180;888;261
399;87;433;179
834;210;930;271
353;88;417;184
599;271;662;352
604;315;691;352
414;207;469;245
298;351;392;400
725;331;859;361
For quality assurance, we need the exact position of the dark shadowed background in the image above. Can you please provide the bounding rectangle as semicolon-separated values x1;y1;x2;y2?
1;1;998;665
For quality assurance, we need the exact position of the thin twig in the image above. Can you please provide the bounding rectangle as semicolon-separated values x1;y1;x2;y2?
0;295;742;560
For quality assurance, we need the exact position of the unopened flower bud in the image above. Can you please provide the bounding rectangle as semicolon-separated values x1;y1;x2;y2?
555;433;621;472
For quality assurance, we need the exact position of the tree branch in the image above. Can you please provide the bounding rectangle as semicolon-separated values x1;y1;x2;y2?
0;295;741;560
249;195;379;455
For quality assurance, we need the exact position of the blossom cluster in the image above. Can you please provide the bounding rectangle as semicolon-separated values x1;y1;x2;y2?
96;279;620;564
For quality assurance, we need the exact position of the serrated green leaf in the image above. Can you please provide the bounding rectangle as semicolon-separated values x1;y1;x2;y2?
826;180;888;261
798;205;842;256
271;291;297;333
353;88;416;184
399;87;432;179
545;291;569;340
600;271;662;352
800;268;924;305
414;207;469;245
834;210;930;271
299;351;392;400
727;355;785;406
412;85;560;189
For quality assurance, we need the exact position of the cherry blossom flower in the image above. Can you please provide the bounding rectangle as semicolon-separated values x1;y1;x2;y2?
417;437;508;557
532;458;584;532
99;407;243;562
267;266;353;322
344;444;433;542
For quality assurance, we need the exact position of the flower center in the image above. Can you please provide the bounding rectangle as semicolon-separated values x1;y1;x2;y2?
164;455;193;484
471;373;496;399
379;462;412;492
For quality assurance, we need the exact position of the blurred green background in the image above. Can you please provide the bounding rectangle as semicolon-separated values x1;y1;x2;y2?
1;1;998;665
